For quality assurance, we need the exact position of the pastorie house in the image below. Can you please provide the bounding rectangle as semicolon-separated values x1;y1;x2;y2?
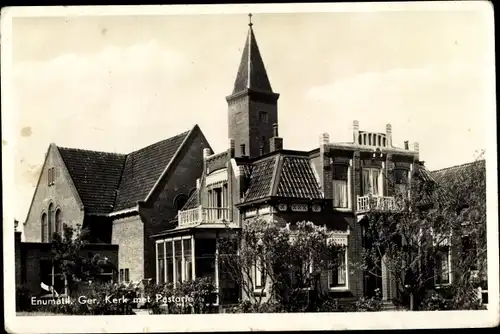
17;18;484;307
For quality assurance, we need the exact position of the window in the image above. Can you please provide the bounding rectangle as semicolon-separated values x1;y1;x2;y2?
253;256;266;291
48;167;55;186
259;111;268;123
174;194;189;212
119;269;124;282
157;242;166;284
332;165;348;208
394;169;408;196
362;168;381;196
327;236;349;290
41;213;47;242
328;249;347;289
174;240;182;283
183;239;193;281
55;209;62;236
435;247;451;285
40;260;64;295
157;237;197;287
124;269;129;283
48;203;54;241
462;236;479;271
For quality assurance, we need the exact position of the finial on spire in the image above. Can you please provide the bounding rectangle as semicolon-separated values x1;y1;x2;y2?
248;13;253;27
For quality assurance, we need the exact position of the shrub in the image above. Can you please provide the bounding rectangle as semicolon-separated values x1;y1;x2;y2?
36;281;140;315
143;277;217;314
354;289;383;312
16;284;33;312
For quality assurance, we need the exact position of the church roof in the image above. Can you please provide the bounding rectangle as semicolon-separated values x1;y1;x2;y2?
57;127;194;214
232;23;274;95
58;148;127;214
240;152;323;204
114;130;190;211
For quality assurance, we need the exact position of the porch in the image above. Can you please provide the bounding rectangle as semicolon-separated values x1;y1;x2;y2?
154;230;240;306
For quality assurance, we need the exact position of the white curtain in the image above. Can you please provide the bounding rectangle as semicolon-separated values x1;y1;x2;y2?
333;180;348;207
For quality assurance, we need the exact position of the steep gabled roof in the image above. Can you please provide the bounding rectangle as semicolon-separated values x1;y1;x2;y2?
57;147;126;214
55;127;196;215
114;130;190;211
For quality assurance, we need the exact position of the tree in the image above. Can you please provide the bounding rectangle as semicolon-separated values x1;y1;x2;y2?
218;219;346;312
51;224;105;295
356;154;486;310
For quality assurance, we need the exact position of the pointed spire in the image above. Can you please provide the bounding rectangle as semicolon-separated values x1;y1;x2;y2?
231;14;273;95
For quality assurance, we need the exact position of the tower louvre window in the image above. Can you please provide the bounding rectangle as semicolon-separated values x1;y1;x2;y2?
259;111;268;123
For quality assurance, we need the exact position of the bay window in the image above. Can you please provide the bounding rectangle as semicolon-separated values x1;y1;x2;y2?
156;236;194;287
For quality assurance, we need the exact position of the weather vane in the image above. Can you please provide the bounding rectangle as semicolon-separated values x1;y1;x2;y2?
248;13;253;27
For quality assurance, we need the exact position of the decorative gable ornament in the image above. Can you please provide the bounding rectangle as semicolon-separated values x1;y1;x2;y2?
291;204;308;212
312;204;321;212
278;203;288;212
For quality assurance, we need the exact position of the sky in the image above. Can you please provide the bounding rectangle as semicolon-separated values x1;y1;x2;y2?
3;4;495;225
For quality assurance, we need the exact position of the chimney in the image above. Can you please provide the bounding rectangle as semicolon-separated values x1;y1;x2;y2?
404;141;409;150
353;120;360;145
412;142;419;153
241;144;246;157
203;148;212;159
270;123;283;152
320;133;330;147
386;124;392;147
229;139;235;158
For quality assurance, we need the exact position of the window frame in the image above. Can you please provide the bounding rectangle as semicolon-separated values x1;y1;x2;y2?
327;234;350;291
362;167;382;196
332;163;351;210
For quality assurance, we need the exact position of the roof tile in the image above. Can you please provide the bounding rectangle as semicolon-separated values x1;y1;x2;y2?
276;157;323;199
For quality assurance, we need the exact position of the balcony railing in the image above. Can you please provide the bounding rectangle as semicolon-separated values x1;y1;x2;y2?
356;195;396;213
178;206;230;227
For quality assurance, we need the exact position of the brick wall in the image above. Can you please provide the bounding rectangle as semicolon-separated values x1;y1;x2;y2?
227;93;279;159
111;215;144;282
24;144;85;242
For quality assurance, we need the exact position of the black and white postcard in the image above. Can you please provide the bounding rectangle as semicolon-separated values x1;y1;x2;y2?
2;2;498;333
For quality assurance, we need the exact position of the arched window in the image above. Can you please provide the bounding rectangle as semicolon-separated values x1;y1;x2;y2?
48;203;54;241
41;213;47;242
55;209;62;236
174;194;189;212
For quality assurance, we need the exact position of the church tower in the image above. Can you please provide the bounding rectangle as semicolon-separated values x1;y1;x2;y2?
226;14;281;159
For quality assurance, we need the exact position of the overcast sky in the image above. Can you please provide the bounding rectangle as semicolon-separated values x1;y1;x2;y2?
4;3;495;224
